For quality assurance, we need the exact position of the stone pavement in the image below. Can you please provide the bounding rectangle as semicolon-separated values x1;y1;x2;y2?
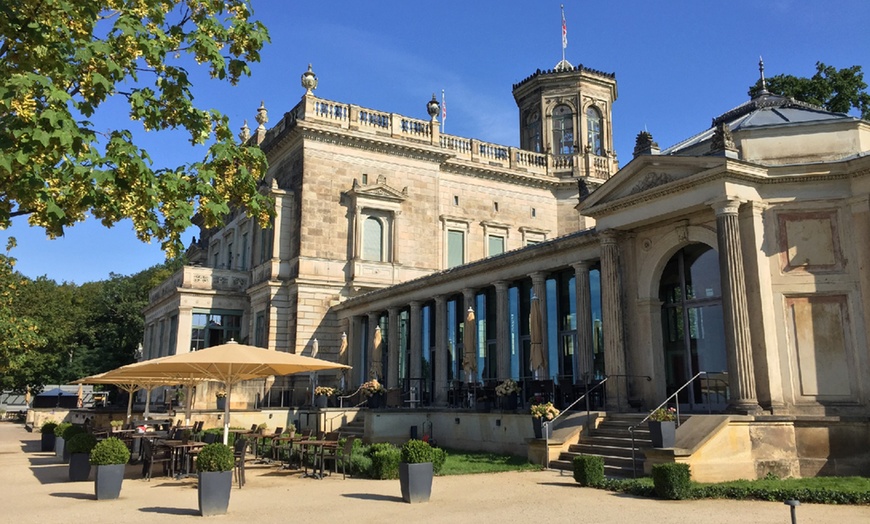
2;421;867;523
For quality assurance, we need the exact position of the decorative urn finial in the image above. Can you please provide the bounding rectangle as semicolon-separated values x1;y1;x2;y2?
301;63;318;94
255;101;268;130
238;120;250;143
426;93;440;120
757;56;769;96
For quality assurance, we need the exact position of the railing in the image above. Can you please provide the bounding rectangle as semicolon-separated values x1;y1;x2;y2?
541;378;609;469
627;371;718;478
605;374;653;410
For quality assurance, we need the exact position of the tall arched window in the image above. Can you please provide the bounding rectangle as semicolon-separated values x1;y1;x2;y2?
362;216;385;261
586;106;602;155
524;111;541;153
552;104;574;155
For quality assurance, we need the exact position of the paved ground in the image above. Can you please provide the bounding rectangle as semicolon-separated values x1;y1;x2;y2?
3;421;868;523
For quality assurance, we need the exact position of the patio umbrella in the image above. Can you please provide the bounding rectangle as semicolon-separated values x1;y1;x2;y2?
73;370;183;422
462;307;477;383
338;332;348;391
370;326;383;380
110;340;349;444
76;384;83;408
530;295;545;380
310;338;319;405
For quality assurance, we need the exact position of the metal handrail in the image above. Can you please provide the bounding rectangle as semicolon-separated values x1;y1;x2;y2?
541;378;609;469
627;371;713;478
603;374;653;409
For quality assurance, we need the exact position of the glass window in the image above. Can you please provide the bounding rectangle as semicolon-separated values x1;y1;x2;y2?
363;217;385;261
447;230;464;268
586;106;602;156
524;110;542;153
552;104;574;155
488;235;505;257
226;242;233;270
254;311;266;348
191;310;242;349
240;232;248;271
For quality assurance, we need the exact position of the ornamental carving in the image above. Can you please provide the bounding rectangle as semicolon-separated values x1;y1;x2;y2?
631;172;674;194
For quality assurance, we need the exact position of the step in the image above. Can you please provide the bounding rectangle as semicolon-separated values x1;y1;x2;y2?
569;443;642;458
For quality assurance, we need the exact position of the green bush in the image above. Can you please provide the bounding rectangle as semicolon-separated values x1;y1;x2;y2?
401;439;435;464
196;443;234;472
572;455;605;486
652;463;691;500
202;427;236;446
40;421;58;435
62;424;86;441
349;440;372;477
431;447;447;475
67;433;98;454
368;442;400;479
89;437;130;465
54;422;72;437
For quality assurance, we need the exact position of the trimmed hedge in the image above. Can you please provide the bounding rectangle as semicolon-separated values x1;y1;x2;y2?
197;443;234;472
61;424;86;441
67;433;98;454
40;421;58;435
54;422;72;437
651;463;692;500
90;437;131;465
572;455;605;487
369;442;400;479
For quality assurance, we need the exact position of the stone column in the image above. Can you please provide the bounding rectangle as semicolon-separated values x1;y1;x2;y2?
409;301;422;405
494;281;511;380
573;261;594;384
530;272;549;379
462;288;476;383
367;312;379;380
387;307;400;389
347;316;359;386
600;230;626;410
713;199;760;414
434;295;448;405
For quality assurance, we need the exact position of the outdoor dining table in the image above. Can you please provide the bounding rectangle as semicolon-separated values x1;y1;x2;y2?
296;440;339;479
160;439;207;478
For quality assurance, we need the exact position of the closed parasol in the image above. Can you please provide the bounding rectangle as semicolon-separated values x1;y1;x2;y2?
370;326;383;380
338;332;348;391
462;307;477;383
530;294;545;379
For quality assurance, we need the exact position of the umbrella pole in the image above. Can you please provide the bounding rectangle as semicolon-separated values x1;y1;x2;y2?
126;388;134;422
184;383;193;426
223;386;231;445
144;386;152;419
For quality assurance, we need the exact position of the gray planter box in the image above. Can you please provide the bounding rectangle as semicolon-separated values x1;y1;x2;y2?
399;462;433;503
69;453;91;482
94;464;125;500
54;437;65;460
198;471;232;516
648;421;676;448
41;433;56;452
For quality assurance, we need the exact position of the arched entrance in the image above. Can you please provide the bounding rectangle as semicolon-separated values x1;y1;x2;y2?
659;243;729;412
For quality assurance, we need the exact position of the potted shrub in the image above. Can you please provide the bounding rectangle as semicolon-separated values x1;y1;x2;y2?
647;406;677;448
90;437;130;500
495;379;520;410
53;422;72;460
40;421;58;452
109;420;124;432
215;390;227;411
61;424;87;463
314;386;335;408
530;401;560;439
196;442;234;516
256;422;269;436
360;379;385;409
67;433;98;481
399;439;436;503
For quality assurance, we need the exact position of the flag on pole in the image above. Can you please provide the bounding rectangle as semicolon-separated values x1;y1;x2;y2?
561;5;568;50
441;89;446;133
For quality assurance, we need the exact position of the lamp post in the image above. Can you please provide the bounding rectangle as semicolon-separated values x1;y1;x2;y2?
784;499;800;524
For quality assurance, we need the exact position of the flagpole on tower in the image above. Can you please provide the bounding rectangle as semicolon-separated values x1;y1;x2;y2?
561;4;567;64
441;89;446;134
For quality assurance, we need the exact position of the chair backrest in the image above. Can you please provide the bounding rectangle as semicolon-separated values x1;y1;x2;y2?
195;421;204;433
142;438;154;461
342;436;357;455
273;427;283;436
233;437;248;456
249;424;258;432
324;431;341;442
299;429;314;440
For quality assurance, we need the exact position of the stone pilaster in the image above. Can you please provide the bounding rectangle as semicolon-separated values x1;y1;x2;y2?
347;316;359;386
409;301;422;402
494;281;511;380
434;296;448;406
600;230;626;410
530;272;549;378
387;307;400;389
713;199;760;414
572;261;593;384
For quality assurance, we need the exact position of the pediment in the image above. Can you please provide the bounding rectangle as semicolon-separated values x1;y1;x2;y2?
347;177;407;203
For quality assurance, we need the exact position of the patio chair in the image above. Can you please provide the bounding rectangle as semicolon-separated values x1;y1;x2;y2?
142;438;172;480
233;437;248;488
320;436;356;479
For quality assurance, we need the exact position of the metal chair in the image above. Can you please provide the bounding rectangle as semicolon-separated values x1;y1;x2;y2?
321;436;357;479
141;438;172;480
233;437;247;488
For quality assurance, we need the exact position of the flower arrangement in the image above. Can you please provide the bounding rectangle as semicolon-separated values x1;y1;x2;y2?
215;390;227;399
649;406;676;422
314;386;336;397
495;379;520;397
110;420;124;430
530;401;560;420
360;379;385;397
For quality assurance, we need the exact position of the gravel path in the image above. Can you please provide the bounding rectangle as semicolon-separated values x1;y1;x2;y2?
3;421;867;523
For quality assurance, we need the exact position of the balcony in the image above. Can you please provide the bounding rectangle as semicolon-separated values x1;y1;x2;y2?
149;266;250;302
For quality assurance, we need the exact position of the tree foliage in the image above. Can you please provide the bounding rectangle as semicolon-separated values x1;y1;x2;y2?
0;238;46;388
0;1;273;256
749;62;870;120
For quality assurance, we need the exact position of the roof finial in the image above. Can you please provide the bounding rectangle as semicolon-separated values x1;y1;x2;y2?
758;56;769;96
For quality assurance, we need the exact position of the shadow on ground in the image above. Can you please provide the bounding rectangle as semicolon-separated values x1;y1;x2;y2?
50;492;94;500
343;493;404;503
139;506;200;516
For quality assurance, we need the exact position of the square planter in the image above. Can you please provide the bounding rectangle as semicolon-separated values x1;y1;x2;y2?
94;464;125;500
69;453;92;482
41;433;56;452
216;397;227;411
531;418;553;439
198;471;233;516
648;420;676;448
314;395;328;408
54;437;65;461
399;462;433;503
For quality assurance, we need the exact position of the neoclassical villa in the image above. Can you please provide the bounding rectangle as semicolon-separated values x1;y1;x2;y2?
143;60;870;480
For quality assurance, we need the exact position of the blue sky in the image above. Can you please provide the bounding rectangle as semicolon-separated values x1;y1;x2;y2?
3;0;869;283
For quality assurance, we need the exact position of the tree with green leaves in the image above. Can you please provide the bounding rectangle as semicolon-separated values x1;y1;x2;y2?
749;62;870;120
0;1;273;257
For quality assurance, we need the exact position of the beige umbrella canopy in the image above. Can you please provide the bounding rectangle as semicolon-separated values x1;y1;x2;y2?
338;332;349;391
370;326;383;380
529;295;545;379
462;307;477;383
73;370;183;422
111;340;349;444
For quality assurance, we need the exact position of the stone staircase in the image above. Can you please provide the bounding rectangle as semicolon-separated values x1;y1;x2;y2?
336;417;365;439
551;413;651;478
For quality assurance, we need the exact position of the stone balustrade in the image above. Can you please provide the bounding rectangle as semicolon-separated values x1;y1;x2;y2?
148;266;250;301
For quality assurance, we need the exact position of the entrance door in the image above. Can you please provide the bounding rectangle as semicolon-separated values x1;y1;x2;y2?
660;244;729;412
